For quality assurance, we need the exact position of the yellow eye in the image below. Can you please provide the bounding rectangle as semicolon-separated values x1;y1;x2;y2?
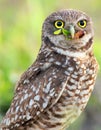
78;20;87;28
54;20;64;29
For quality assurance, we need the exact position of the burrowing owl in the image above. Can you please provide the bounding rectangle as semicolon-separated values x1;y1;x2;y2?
0;9;98;130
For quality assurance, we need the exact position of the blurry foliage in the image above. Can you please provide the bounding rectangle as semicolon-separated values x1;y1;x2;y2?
0;0;101;129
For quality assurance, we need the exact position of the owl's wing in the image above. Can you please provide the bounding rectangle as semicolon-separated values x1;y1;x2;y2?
1;60;69;129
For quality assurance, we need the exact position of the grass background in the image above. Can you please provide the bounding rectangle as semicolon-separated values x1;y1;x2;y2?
0;0;101;130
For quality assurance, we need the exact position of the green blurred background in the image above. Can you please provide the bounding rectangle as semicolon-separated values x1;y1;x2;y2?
0;0;101;130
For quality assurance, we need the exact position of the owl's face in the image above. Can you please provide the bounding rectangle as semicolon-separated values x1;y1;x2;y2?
42;9;94;50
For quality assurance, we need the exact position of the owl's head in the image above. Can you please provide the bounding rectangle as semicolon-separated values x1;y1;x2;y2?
42;9;94;52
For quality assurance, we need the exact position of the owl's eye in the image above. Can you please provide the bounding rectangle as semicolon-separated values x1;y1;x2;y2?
54;20;64;29
78;20;87;28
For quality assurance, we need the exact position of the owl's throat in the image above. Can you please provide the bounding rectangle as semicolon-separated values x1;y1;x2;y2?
44;35;93;55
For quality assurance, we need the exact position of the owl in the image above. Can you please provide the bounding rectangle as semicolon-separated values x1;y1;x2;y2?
0;9;98;130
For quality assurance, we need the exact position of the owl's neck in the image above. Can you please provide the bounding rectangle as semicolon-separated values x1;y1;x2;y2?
42;37;93;59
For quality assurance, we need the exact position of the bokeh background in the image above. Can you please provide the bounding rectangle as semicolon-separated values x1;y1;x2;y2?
0;0;101;130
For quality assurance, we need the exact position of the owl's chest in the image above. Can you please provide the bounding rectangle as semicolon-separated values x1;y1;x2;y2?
64;60;96;106
64;55;97;85
54;59;97;129
53;56;97;108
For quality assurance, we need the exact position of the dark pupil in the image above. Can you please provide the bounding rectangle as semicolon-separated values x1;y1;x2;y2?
80;20;84;26
57;21;62;27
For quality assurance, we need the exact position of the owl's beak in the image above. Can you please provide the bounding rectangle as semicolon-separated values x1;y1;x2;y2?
62;25;75;39
68;25;75;39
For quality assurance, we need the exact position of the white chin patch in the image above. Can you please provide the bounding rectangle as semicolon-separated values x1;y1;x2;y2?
47;33;93;58
53;47;87;58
